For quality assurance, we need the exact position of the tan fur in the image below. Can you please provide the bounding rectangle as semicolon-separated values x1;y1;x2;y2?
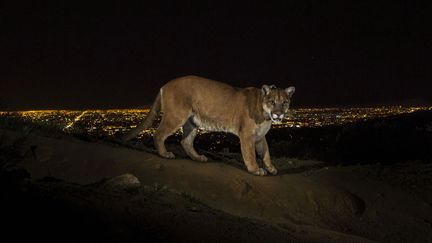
123;75;295;176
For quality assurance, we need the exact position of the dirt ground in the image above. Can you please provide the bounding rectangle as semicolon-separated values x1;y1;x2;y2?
2;129;432;242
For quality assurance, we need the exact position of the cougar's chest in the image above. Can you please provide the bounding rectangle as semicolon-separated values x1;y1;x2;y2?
254;120;272;139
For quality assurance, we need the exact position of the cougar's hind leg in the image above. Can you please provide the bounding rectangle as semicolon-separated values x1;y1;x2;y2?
154;108;190;159
181;117;207;162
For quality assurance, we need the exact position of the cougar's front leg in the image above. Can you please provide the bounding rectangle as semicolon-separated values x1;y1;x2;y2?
256;137;277;175
239;132;267;176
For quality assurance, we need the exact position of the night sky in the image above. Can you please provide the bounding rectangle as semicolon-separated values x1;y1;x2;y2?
1;1;431;110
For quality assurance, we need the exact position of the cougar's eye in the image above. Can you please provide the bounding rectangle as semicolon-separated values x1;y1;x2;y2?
270;100;276;105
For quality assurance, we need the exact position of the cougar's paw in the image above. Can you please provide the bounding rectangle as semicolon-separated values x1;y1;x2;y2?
161;152;175;159
193;155;208;162
252;168;267;176
266;165;278;175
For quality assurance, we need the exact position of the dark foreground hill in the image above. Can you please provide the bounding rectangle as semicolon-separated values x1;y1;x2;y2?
268;110;432;164
1;126;432;242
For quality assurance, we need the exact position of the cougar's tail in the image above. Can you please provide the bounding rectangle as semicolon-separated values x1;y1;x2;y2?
122;92;162;142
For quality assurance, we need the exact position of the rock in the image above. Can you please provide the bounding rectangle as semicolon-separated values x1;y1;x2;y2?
305;189;366;225
102;174;141;192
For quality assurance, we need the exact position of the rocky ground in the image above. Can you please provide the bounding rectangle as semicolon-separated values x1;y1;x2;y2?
1;128;432;242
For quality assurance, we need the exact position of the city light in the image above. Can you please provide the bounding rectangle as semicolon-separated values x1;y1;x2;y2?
64;110;89;129
1;107;430;139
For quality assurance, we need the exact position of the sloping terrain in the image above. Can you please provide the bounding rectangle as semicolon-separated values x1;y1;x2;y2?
1;129;430;242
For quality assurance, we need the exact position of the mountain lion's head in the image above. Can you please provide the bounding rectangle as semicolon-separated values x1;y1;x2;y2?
261;84;295;123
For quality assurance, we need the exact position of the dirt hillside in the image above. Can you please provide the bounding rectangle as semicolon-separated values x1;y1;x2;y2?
5;130;432;242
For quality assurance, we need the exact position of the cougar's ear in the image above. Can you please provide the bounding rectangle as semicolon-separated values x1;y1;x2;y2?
261;84;276;96
285;86;295;97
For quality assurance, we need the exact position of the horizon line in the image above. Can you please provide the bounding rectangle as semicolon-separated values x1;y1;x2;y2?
1;105;432;113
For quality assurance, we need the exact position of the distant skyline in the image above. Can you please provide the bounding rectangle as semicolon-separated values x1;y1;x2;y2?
1;2;431;110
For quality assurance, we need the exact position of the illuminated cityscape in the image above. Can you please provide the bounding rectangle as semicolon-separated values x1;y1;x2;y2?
0;107;430;138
